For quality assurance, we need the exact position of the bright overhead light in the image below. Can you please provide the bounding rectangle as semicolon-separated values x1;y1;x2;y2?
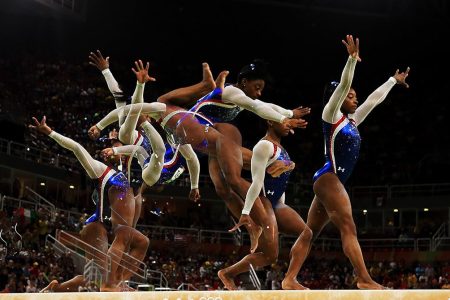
424;208;429;212
363;209;367;214
393;209;398;212
69;185;75;189
40;182;45;186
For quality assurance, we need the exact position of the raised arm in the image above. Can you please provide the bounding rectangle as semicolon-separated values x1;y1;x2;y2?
351;67;410;126
241;140;274;215
30;116;108;180
131;59;156;104
89;50;124;101
178;144;201;201
322;35;360;123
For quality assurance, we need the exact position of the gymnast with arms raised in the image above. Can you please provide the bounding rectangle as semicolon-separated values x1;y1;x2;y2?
284;35;410;290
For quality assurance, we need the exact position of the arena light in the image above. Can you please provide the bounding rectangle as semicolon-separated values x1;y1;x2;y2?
424;208;429;212
40;182;45;186
393;208;399;212
69;185;75;189
362;209;367;214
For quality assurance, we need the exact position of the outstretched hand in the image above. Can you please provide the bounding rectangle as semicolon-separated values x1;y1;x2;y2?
292;106;311;119
88;125;101;140
229;214;254;233
29;116;52;135
109;128;119;140
267;160;295;177
89;50;109;71
100;148;114;159
393;67;410;88
132;60;156;84
342;35;361;62
189;188;201;202
283;118;308;129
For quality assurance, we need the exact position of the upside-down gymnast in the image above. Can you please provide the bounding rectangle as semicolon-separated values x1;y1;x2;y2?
88;51;201;210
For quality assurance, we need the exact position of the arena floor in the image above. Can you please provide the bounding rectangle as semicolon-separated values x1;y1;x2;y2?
2;290;450;300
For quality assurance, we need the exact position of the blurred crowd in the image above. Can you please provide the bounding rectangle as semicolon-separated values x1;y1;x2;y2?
1;207;450;292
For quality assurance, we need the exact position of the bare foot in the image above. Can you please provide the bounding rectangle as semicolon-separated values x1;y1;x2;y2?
40;280;59;293
246;221;263;253
218;269;237;290
201;62;216;91
118;281;136;292
100;282;123;292
282;278;309;290
357;280;385;290
214;70;229;90
100;286;122;292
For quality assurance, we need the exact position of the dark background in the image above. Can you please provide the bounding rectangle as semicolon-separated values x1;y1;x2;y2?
1;0;449;185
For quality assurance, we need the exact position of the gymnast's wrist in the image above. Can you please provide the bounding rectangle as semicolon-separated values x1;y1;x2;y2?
96;123;105;131
287;110;294;118
241;209;250;215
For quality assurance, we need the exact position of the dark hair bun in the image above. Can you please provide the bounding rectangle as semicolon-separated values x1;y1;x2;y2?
238;59;270;83
251;58;268;68
323;81;340;105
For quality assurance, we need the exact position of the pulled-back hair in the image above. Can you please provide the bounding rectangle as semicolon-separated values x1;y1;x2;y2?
323;81;339;106
237;59;270;83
